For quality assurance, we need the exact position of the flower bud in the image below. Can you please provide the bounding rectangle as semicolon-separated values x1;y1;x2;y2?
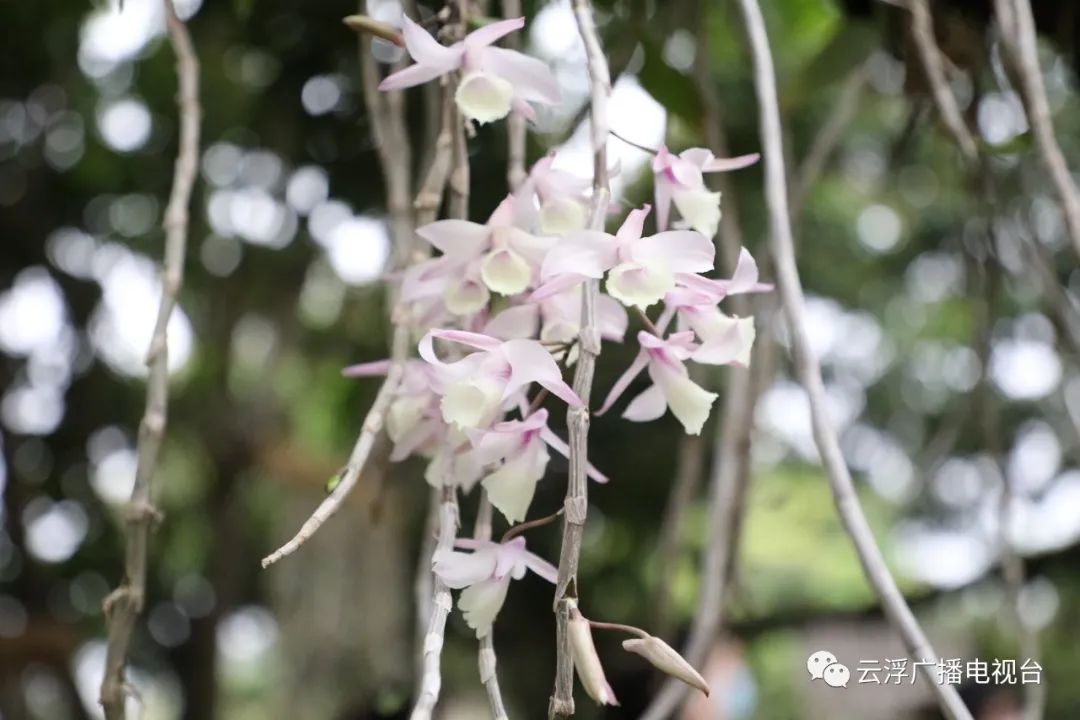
622;636;710;696
568;606;619;706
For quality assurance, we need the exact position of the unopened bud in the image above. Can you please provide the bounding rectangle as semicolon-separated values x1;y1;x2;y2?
622;636;710;696
342;15;404;46
568;605;619;706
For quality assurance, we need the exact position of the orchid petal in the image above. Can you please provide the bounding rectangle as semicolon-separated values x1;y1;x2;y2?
615;205;651;244
418;332;444;368
445;276;490;316
459;576;511;638
634;230;716;274
386;394;429;443
501;339;583;407
511;96;537;123
418;219;491;257
389;419;438;462
434;548;498;589
480;248;532;295
503;227;557;265
606;262;674;309
454;538;497;551
622;383;667;422
494;536;528;579
673;272;726;302
540;230;616;280
484;304;540;339
654;175;673;232
702;152;760;173
640;329;697;356
401;14;464;68
651;144;673;172
481;46;561;104
464;16;525;48
677;147;715;169
540;426;609;483
724;247;774;295
523;550;559;583
482;442;548;523
538;197;588;235
596;350;649;416
341;359;391;377
671;189;721;238
668;154;705;188
379;61;455;92
441;377;504;429
596;294;629;341
529;272;589;303
650;362;717;435
456;71;514;124
400;257;453;302
486;195;517;227
692;316;756;366
428;328;504;353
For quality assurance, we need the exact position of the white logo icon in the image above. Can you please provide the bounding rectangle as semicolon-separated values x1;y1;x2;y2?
807;650;837;680
807;650;849;688
823;662;850;688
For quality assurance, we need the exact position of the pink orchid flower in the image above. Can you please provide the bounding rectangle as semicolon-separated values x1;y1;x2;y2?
419;329;582;430
483;286;628;347
408;197;554;311
433;535;557;637
515;154;592;234
534;204;715;309
596;247;770;422
513;153;623;235
618;331;719;436
665;248;772;364
464;410;550;523
378;16;560;124
462;407;609;522
652;146;759;238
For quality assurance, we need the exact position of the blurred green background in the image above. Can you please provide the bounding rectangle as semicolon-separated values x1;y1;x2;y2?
2;0;1080;718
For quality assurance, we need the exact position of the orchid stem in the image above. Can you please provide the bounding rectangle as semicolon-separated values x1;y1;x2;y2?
633;306;661;336
502;509;564;543
526;388;550;417
611;129;659;155
587;619;651;639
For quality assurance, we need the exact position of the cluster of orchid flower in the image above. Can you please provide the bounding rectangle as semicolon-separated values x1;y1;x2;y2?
350;9;771;706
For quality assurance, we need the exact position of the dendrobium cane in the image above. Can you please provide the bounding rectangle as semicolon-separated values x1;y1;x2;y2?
433;535;557;637
652;145;760;237
378;15;559;124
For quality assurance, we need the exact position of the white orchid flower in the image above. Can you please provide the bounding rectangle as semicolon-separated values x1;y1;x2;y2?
378;16;560;124
651;145;759;238
433;535;557;637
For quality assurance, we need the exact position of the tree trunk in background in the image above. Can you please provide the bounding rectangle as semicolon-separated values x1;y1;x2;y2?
269;453;412;720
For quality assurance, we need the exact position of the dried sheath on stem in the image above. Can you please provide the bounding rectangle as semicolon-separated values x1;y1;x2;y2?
549;1;611;718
